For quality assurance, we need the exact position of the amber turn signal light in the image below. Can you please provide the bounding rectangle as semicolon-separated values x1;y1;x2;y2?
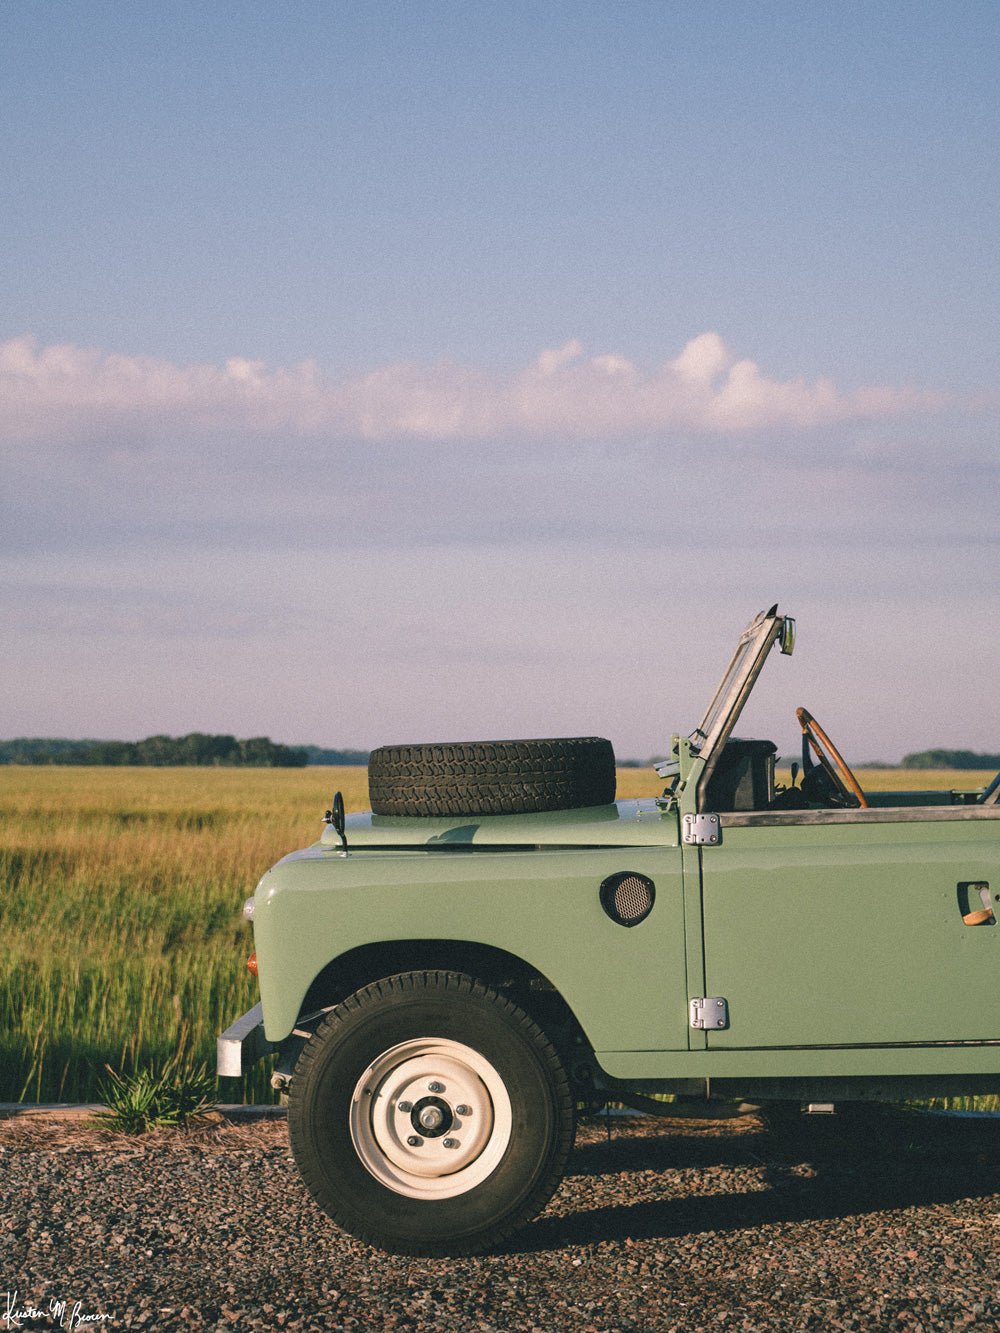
247;952;258;976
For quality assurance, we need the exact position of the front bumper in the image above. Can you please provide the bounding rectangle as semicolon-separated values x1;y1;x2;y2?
216;1002;276;1078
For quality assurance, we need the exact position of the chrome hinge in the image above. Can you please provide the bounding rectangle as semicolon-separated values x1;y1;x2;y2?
683;812;721;845
690;997;729;1030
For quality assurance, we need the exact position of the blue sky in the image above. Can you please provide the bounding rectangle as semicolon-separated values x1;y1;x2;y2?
3;1;999;763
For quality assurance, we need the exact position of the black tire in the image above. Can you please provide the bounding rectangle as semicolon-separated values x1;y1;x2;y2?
287;971;576;1256
368;736;616;817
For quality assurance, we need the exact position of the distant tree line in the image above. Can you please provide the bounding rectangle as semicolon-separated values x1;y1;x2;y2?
900;749;1000;770
0;734;309;767
301;745;371;766
0;738;105;764
0;737;372;767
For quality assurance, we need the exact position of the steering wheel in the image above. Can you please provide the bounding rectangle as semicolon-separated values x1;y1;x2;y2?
796;707;868;809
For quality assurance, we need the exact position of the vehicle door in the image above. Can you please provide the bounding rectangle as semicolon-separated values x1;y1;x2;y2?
697;806;1000;1048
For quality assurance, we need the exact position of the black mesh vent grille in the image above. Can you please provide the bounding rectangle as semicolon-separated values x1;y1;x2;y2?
599;872;655;927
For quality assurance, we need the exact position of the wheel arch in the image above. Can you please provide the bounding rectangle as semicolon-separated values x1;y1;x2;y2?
296;939;595;1086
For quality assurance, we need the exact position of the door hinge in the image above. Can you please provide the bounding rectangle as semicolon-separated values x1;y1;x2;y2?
683;812;721;845
690;997;729;1030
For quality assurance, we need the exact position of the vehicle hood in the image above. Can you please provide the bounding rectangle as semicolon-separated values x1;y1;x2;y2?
318;798;678;850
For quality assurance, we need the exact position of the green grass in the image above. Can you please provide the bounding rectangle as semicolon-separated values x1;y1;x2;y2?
0;766;369;1105
2;763;997;1109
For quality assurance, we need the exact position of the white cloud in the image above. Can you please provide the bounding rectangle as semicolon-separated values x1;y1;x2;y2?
669;331;733;383
0;332;947;444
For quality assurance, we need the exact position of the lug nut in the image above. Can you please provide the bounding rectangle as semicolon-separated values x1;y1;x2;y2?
406;1136;422;1147
442;1138;459;1149
397;1101;412;1113
428;1081;444;1093
455;1104;471;1116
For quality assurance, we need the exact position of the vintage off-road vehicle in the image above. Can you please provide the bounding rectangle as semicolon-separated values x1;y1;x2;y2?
219;605;1000;1255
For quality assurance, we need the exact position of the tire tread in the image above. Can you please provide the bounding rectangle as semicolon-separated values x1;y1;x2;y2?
368;737;616;816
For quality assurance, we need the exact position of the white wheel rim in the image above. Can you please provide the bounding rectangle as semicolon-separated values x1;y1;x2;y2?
349;1038;512;1199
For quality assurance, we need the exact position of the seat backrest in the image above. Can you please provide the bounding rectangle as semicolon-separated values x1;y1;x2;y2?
702;738;777;812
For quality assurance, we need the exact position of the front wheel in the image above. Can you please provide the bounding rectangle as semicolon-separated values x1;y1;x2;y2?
287;971;576;1256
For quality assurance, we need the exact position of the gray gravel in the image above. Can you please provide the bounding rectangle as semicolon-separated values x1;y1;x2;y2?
3;1108;1000;1331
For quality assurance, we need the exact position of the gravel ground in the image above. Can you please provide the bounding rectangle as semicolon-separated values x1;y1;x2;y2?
3;1108;1000;1332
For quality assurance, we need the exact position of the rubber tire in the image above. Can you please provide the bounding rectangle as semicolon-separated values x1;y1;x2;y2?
368;736;616;817
287;971;576;1256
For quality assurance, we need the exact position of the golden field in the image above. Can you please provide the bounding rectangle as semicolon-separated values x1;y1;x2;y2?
0;763;993;1105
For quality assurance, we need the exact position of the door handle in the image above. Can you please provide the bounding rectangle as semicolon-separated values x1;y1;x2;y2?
959;882;995;925
963;907;995;926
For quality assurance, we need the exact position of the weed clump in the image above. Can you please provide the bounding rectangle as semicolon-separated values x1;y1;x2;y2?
96;1052;216;1132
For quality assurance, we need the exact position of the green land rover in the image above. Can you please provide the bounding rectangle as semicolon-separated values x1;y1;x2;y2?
219;605;1000;1255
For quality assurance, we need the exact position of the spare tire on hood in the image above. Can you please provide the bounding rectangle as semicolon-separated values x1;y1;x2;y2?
368;736;616;817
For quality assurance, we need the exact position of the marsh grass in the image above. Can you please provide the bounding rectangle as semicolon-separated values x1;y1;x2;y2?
0;766;368;1104
1;764;995;1107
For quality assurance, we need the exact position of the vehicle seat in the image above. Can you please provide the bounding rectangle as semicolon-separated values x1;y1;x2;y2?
702;738;777;812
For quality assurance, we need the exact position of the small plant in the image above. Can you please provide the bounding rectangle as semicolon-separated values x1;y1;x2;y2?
96;1049;216;1132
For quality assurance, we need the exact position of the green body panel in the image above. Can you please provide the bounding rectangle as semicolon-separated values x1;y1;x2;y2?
254;800;689;1054
587;808;1000;1083
701;810;1000;1048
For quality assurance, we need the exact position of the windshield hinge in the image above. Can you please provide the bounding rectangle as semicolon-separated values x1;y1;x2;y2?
682;812;721;845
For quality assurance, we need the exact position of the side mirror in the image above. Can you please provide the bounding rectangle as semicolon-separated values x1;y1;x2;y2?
779;617;796;655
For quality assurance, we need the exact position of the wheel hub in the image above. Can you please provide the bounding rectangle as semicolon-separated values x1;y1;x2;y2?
349;1039;513;1199
412;1096;452;1137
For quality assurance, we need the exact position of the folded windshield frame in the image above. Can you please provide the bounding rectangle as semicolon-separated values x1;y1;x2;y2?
691;603;792;767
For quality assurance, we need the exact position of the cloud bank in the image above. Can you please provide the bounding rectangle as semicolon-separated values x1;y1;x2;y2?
0;332;945;443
